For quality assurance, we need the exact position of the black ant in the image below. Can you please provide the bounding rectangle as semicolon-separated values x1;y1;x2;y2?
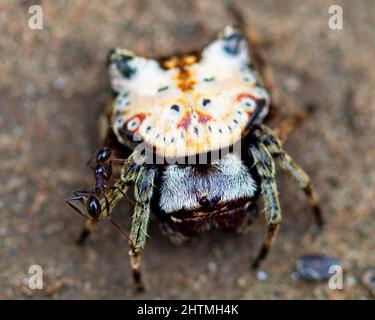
66;147;129;244
67;148;112;214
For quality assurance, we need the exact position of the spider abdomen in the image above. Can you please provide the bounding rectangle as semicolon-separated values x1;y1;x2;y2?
154;153;260;239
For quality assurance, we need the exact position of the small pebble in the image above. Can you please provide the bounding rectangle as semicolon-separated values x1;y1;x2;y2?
207;261;217;273
53;77;66;90
296;255;341;281
345;273;357;287
283;76;301;93
362;270;375;297
0;226;6;237
256;270;267;281
291;272;300;281
237;276;247;288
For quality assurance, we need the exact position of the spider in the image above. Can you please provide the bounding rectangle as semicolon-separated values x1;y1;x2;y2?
67;25;323;292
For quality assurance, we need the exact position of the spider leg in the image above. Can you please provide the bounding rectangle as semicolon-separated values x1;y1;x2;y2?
279;153;323;227
249;142;281;269
109;185;136;207
65;194;96;245
273;110;310;143
73;154;140;247
101;157;141;215
258;125;323;228
128;166;157;293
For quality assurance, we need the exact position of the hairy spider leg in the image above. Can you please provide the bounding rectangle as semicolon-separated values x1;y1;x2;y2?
249;142;281;269
128;166;157;293
73;153;154;292
74;157;136;244
258;125;323;228
249;125;323;269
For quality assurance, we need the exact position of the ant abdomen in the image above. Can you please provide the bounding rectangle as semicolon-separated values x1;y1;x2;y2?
87;196;101;220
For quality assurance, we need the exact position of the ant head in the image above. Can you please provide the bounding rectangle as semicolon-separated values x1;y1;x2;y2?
96;147;111;163
95;164;105;176
87;195;101;220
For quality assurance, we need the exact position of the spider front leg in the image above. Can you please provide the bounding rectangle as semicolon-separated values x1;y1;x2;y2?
250;142;282;269
72;155;140;245
258;125;323;228
278;153;323;228
128;166;157;292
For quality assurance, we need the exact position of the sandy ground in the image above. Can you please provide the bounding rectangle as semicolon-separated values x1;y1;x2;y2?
0;0;374;299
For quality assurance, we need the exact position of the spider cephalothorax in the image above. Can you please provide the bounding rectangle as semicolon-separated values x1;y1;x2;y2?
67;25;323;292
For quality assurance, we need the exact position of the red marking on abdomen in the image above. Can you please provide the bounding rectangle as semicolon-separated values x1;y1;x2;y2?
236;92;257;102
196;110;212;124
126;113;146;132
177;111;192;130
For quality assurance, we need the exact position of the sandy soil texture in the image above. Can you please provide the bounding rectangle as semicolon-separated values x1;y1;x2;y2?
0;0;374;299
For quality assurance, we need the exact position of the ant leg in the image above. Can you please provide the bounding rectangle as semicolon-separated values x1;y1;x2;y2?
277;152;323;228
103;194;112;219
111;158;132;165
77;219;96;245
66;195;97;245
65;195;88;219
273;110;310;143
86;156;96;171
109;185;136;206
106;158;132;181
73;188;93;195
236;202;259;234
107;160;113;180
66;195;96;245
249;142;281;269
128;166;157;292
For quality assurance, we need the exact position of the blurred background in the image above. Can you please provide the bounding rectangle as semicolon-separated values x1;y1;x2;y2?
0;0;374;299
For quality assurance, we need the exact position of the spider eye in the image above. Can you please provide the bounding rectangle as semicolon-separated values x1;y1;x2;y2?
87;197;101;220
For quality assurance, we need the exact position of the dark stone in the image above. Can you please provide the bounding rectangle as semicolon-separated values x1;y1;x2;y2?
362;270;375;297
296;255;341;281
